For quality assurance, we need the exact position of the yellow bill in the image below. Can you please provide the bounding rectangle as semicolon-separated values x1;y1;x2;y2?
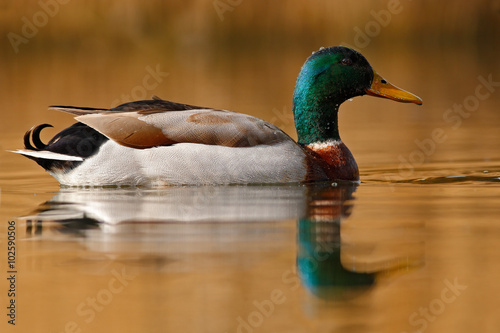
365;71;423;105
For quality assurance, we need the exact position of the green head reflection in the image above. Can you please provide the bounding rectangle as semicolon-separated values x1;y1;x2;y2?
297;184;375;299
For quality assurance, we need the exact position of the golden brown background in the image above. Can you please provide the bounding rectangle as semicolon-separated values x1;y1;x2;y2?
1;1;500;332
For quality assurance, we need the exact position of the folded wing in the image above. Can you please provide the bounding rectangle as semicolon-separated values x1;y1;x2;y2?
52;98;292;149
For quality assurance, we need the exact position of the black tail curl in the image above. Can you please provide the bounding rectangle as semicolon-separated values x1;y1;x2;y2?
21;122;108;172
24;124;53;151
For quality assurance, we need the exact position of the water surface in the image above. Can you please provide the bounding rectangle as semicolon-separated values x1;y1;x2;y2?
1;1;500;332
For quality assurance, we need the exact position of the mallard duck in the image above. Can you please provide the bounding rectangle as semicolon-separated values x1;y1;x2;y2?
13;46;422;186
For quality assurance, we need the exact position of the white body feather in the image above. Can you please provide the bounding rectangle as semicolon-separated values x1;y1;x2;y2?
51;139;308;186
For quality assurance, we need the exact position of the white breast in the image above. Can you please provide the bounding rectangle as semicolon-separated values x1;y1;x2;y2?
52;140;308;186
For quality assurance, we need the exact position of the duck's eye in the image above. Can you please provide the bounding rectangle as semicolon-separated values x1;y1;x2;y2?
341;58;352;66
381;79;387;84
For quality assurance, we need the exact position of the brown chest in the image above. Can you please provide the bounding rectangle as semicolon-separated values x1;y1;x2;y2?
303;141;359;182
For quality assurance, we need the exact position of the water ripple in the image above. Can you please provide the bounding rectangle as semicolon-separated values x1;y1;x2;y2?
360;160;500;185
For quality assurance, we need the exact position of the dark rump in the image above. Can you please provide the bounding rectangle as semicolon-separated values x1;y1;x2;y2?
23;123;108;172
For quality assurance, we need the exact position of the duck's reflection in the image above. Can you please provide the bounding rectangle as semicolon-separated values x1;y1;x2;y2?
25;186;305;254
24;183;422;299
297;184;375;300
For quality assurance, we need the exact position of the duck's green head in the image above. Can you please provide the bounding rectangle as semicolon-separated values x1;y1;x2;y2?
293;46;422;145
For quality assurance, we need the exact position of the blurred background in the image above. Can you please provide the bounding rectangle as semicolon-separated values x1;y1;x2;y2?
1;1;500;333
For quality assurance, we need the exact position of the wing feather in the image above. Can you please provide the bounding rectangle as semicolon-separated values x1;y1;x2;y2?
77;109;291;149
76;113;175;148
50;96;205;116
50;97;293;149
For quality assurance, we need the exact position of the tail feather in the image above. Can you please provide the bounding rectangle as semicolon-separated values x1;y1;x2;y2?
24;124;52;150
49;105;109;116
13;122;107;172
10;149;83;161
